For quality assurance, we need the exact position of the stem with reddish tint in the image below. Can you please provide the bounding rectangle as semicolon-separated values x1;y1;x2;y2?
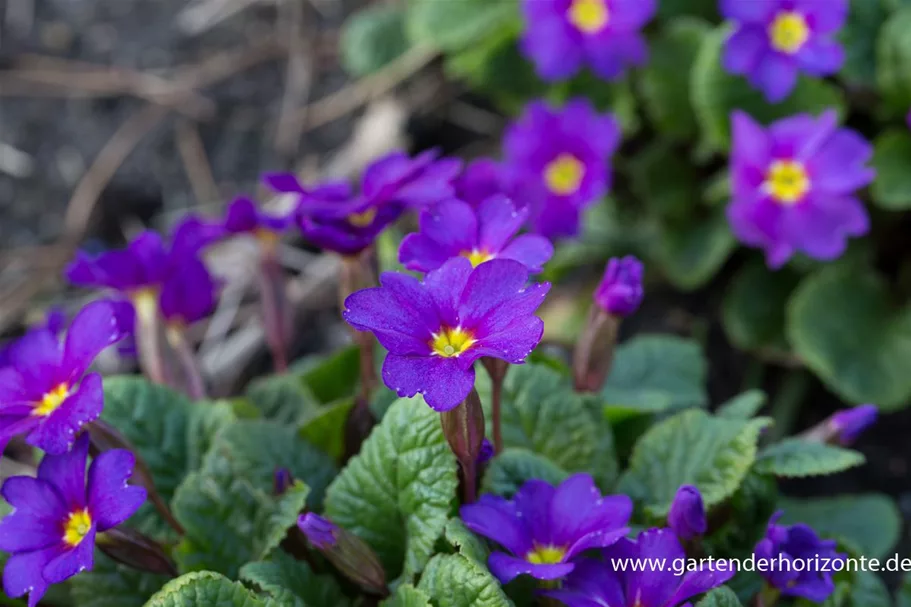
572;307;619;393
167;325;206;400
132;290;170;386
482;358;509;454
259;251;289;373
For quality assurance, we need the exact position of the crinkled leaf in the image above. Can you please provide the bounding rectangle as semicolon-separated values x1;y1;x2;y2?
245;373;320;425
723;260;801;350
779;494;902;559
417;554;512;607
619;409;771;516
872;129;911;209
239;551;348;607
70;552;169;607
382;585;432;607
717;391;767;419
444;518;489;566
341;6;410;77
481;449;570;499
702;472;778;558
144;571;265;607
657;208;737;291
697;587;744;607
406;0;519;52
876;6;911;116
323;396;459;583
299;398;355;461
787;264;911;409
754;439;865;477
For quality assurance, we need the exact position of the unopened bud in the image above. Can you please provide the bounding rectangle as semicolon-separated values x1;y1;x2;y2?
594;256;644;317
96;527;178;577
440;389;485;465
668;485;706;541
477;438;495;467
801;404;878;445
274;468;294;496
298;513;387;595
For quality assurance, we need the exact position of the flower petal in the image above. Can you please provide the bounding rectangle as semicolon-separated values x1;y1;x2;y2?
418;199;478;252
0;367;35;404
796;37;844;76
343;275;437;355
720;0;777;22
752;53;799;103
457;260;533;330
7;329;62;391
807;130;875;194
498;234;554;273
398;233;454;273
477;195;527;252
585;32;648;80
381;354;475;412
666;560;737;606
459;495;531;557
471;280;550;340
36;431;89;509
488;552;574;584
513;479;557;546
519;18;584;82
3;545;59;607
723;26;767;75
422;258;473;328
550;474;632;557
547;558;625;607
42;526;96;584
623;529;685;607
794;0;849;34
62;300;129;381
88;450;147;531
27;373;103;456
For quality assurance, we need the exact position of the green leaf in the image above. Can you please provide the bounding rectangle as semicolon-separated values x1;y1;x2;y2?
481;449;570;498
416;554;512;607
406;0;519;52
299;346;362;404
618;409;771;516
341;6;410;77
560;73;640;136
691;25;847;151
787;263;911;409
877;7;911;116
779;494;902;559
382;585;432;607
657;208;737;291
602;335;708;411
323;397;459;583
754;439;865;477
717;390;767;419
144;571;265;607
239;552;348;607
723;260;801;350
657;0;719;20
850;570;892;607
899;573;911;607
872;129;911;209
838;0;889;88
702;472;778;558
70;552;169;607
697;587;745;607
444;518;489;566
628;141;702;221
245;373;320;426
639;18;712;140
299;398;355;461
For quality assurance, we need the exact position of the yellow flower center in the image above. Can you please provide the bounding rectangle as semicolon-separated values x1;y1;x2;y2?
764;160;810;205
348;208;378;228
526;544;566;565
543;154;585;196
33;383;70;417
769;11;810;54
63;509;93;547
461;249;495;268
430;327;476;358
255;228;281;255
567;0;609;34
130;288;159;326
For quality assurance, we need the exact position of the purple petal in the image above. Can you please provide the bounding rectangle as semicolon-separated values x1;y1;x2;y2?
36;430;89;509
418;199;478;252
0;367;35;404
719;0;777;22
731;111;771;168
88;450;147;531
0;416;41;457
470;279;550;339
550;475;632;556
752;53;799;103
498;234;554;273
224;197;260;233
807;130;875;194
343;276;437;355
471;316;545;365
422;258;473;328
796;37;844;76
7;329;62;391
381;354;475;411
514;480;557;546
0;510;63;552
1;476;66;518
42;526;96;584
667;561;737;606
547;559;625;607
530;198;583;239
27;373;103;456
398;233;455;273
794;0;849;34
477;195;526;252
159;257;218;325
62;300;128;381
585;32;649;81
607;0;657;29
488;552;574;584
723;26;768;75
625;529;685;607
519;18;584;82
457;259;532;329
3;545;58;607
459;495;532;556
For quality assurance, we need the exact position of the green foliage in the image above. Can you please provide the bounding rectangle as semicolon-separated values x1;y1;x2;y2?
717;390;767;419
876;6;911;115
628;141;702;222
697;587;745;607
416;554;513;607
144;571;265;607
754;439;866;477
872;129;911;209
702;472;778;558
245;373;320;426
341;6;410;77
323;396;459;583
657;208;737;291
70;553;169;607
443;518;490;566
383;585;433;607
239;552;349;607
406;0;519;53
850;571;892;607
481;449;570;498
899;573;911;607
839;0;888;87
299;398;355;461
723;260;802;351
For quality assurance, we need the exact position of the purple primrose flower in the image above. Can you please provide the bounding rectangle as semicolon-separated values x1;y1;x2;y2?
455;159;509;209
504;99;620;239
460;473;632;584
0;300;130;455
668;485;707;541
158;257;219;328
65;231;169;296
828;404;877;445
722;0;848;102
520;0;656;82
727;110;874;268
343;257;549;411
594;255;644;316
0;434;146;607
398;196;554;273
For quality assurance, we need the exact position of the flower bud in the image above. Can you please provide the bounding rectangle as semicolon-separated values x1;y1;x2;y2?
828;404;877;445
477;438;495;467
298;513;387;595
96;527;178;577
668;485;706;540
594;256;644;317
440;389;485;466
274;468;294;496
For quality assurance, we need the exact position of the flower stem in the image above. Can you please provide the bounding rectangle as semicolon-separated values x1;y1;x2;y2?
461;458;478;504
132;290;170;385
482;359;509;454
572;307;618;393
166;325;206;400
258;251;289;373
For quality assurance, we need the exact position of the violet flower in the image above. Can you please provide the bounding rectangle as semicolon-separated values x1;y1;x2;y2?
548;528;735;607
399;196;554;273
477;438;495;467
65;231;169;297
0;307;67;369
455;159;508;209
754;511;845;602
520;0;656;82
221;195;297;253
158;257;219;329
343;258;549;411
504;99;620;239
722;0;847;102
298;513;337;549
594;255;644;316
459;473;632;584
0;300;130;455
297;513;387;594
668;485;707;541
828;404;877;445
727;110;874;268
0;434;146;607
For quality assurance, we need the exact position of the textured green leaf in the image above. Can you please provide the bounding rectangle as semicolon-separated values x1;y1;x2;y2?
717;391;767;419
245;373;320;426
723;260;801;350
144;571;265;607
629;141;702;221
691;25;846;151
839;0;889;88
299;346;362;405
406;0;519;52
481;449;570;498
872;129;911;209
899;573;911;607
702;473;778;559
239;551;348;607
788;264;911;409
877;7;911;115
754;439;865;477
299;398;355;461
382;585;432;607
619;409;771;516
779;494;902;559
341;6;410;77
658;208;737;291
417;554;512;607
324;397;459;583
70;552;169;607
444;518;489;566
697;587;744;607
850;570;892;607
602;335;708;411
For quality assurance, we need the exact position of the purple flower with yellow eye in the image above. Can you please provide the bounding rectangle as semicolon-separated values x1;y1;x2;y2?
504;99;620;239
727;110;874;268
460;474;631;584
398;196;554;273
547;529;735;607
0;300;130;455
722;0;847;102
343;258;549;411
520;0;656;82
455;159;509;209
0;434;146;607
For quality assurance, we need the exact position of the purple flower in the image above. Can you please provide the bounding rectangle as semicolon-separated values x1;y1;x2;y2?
343;258;549;411
519;0;656;82
548;528;735;607
297;513;387;593
222;196;297;249
399;196;554;273
460;473;631;584
298;513;337;549
0;300;130;455
668;485;707;541
754;511;845;602
273;468;294;496
0;308;68;369
158;257;219;328
0;434;146;607
504;99;620;239
65;231;169;295
594;256;644;316
169;214;226;256
455;159;508;208
477;438;495;466
721;0;847;102
727;110;874;268
828;404;877;445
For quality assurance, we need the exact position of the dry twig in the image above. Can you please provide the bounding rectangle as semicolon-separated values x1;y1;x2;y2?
175;119;221;205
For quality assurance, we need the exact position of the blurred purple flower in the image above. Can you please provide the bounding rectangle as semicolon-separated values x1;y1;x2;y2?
477;438;495;466
594;255;644;316
0;307;68;369
455;159;509;208
829;404;877;445
519;0;656;82
65;231;169;295
158;258;219;328
343;258;549;411
727;110;874;268
298;513;337;549
399;196;553;273
504;99;620;239
0;434;145;607
721;0;847;102
668;485;707;541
